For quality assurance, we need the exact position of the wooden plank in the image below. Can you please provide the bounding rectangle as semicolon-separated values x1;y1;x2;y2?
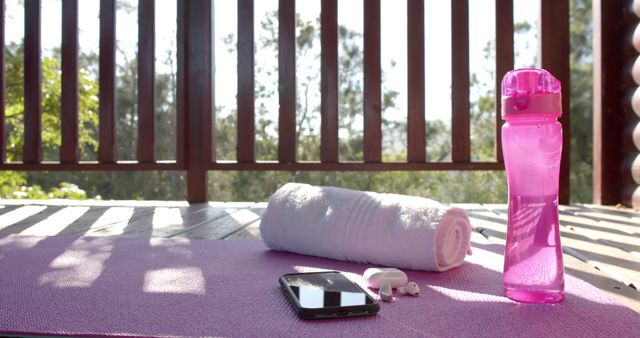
99;0;116;162
560;211;640;236
237;0;255;163
494;0;513;163
561;215;640;258
185;0;212;202
0;161;181;171
137;0;155;163
118;203;234;237
278;0;296;163
561;235;640;289
176;0;186;165
407;0;425;162
207;161;505;171
0;206;65;235
570;209;640;228
56;206;111;235
0;160;503;171
61;0;79;163
363;0;381;163
23;0;42;163
539;0;570;204
224;219;261;239
174;207;262;239
0;0;5;163
450;0;470;163
81;206;137;236
320;0;338;163
580;204;640;217
0;205;21;217
221;203;266;239
0;205;47;231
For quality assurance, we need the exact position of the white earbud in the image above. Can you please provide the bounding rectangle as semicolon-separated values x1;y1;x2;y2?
397;282;420;296
378;283;394;302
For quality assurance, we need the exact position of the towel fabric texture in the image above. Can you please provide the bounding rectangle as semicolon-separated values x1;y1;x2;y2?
260;183;472;271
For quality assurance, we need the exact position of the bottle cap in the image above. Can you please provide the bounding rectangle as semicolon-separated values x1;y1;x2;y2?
501;68;562;119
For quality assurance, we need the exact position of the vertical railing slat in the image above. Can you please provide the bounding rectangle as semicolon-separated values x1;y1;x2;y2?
237;0;255;163
593;0;630;205
363;0;381;163
99;0;116;162
176;0;185;165
278;0;296;163
0;0;5;163
407;0;425;163
185;0;212;202
539;0;570;204
23;0;42;163
495;0;513;163
61;0;79;163
321;0;338;163
137;0;155;163
451;0;470;163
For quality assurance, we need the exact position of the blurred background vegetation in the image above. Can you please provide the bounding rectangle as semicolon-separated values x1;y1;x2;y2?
1;0;592;203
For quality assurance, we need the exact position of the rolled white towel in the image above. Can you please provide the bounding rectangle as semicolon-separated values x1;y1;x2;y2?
260;183;471;272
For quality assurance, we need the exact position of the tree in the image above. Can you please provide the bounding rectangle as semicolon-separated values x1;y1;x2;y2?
1;42;99;199
568;0;593;202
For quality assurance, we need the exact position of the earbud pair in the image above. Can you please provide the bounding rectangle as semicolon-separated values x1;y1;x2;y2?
378;282;420;302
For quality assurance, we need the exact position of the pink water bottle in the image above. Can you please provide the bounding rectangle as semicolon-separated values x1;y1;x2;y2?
501;68;564;303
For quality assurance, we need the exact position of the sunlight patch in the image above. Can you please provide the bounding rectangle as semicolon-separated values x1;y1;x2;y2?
227;209;261;225
144;267;205;295
151;207;184;235
39;243;113;288
426;285;512;303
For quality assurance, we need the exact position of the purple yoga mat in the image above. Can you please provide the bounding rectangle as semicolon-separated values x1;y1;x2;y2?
0;235;638;338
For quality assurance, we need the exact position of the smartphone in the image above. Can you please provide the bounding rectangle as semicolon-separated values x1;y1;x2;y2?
279;271;380;319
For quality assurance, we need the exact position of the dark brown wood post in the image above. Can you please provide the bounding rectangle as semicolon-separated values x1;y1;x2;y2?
321;0;338;163
539;0;570;204
184;0;212;202
237;0;255;163
594;0;636;205
407;0;426;163
99;0;116;163
278;0;296;163
61;0;79;163
24;0;42;163
363;0;381;163
451;0;470;163
137;0;155;163
495;0;513;163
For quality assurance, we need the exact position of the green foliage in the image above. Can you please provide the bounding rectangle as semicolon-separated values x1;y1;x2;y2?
568;0;593;203
6;182;89;200
1;42;100;199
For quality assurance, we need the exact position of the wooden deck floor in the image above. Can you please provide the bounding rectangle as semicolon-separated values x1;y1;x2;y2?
0;200;638;313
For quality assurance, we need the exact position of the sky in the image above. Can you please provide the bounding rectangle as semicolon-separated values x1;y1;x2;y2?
4;0;539;124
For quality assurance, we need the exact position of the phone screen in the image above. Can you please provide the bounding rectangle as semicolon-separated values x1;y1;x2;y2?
280;271;378;319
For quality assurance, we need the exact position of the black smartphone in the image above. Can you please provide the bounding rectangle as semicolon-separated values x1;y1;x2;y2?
279;271;380;319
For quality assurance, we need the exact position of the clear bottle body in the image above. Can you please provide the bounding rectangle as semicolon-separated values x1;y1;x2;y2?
501;116;564;303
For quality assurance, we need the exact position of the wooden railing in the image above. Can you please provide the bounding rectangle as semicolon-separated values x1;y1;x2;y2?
0;0;575;203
